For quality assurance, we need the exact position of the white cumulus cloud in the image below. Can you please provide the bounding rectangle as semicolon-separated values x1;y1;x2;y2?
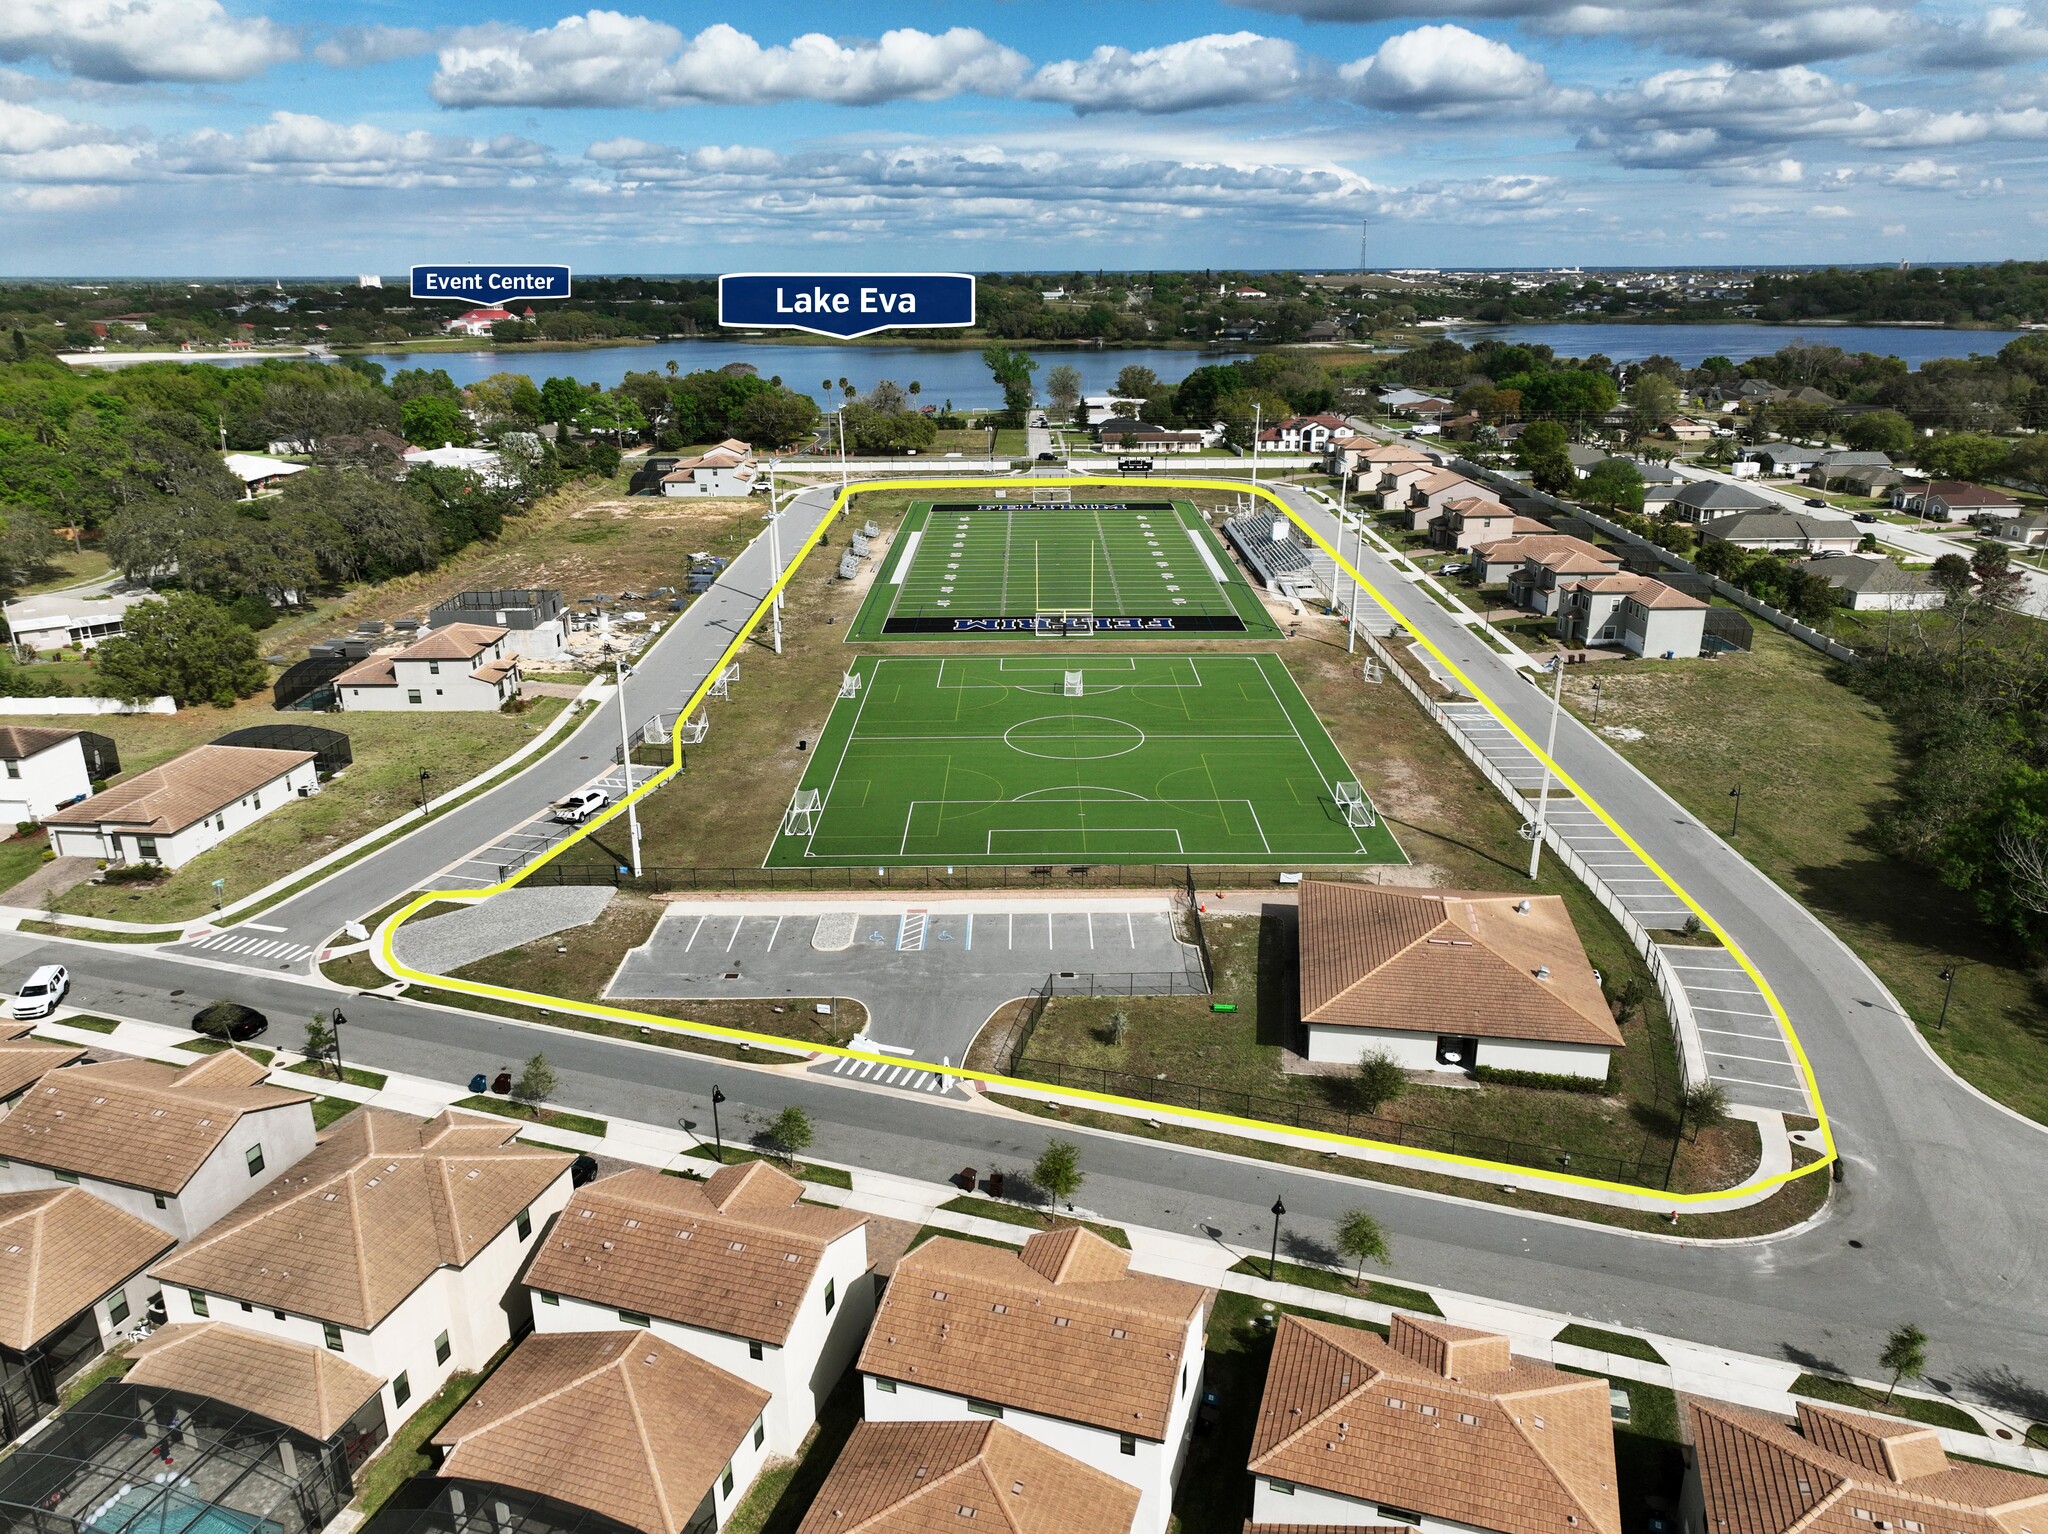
1023;33;1306;113
164;111;549;188
1340;24;1551;114
313;26;435;68
0;0;295;83
432;18;1027;108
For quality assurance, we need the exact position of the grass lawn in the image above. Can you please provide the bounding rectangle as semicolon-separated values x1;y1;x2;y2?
0;831;48;894
44;698;566;921
58;1346;131;1408
313;1097;361;1129
682;1144;855;1188
1554;1323;1667;1363
56;1014;122;1033
453;1094;608;1138
723;1377;863;1534
1558;627;2048;1125
1173;1290;1366;1534
1225;1255;1441;1314
176;1038;276;1064
286;1060;389;1089
352;1350;509;1517
11;544;112;596
1791;1373;1983;1434
937;1193;1131;1248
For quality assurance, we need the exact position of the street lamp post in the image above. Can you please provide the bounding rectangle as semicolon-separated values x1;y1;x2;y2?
766;504;784;656
1250;402;1262;489
416;769;432;816
710;1085;727;1164
1590;678;1602;724
1267;1196;1286;1280
1527;656;1566;880
837;409;848;489
1936;966;1956;1030
329;1008;346;1079
1729;783;1743;837
615;659;643;877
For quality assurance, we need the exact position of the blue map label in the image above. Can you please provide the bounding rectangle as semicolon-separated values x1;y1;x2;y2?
410;264;571;302
719;272;975;339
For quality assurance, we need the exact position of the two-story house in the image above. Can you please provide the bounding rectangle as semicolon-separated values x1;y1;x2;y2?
1428;499;1543;551
0;1027;82;1119
428;1328;775;1534
1327;439;1429;483
859;1227;1210;1534
1248;1313;1621;1534
0;1187;174;1442
0;727;99;825
1398;470;1490;528
1558;573;1708;656
0;1049;315;1240
661;440;757;497
1682;1398;2048;1534
337;624;523;712
1257;416;1356;453
1508;542;1626;616
43;745;321;869
794;1420;1142;1534
152;1109;574;1432
522;1161;874;1455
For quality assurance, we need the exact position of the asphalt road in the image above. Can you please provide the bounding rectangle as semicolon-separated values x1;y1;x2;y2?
9;928;2046;1408
1274;480;2048;1382
171;485;834;969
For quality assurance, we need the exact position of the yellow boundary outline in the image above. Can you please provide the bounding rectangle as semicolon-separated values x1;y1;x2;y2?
379;476;1835;1205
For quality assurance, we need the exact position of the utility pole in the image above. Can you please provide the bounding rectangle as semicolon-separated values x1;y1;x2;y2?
615;659;643;877
766;506;784;655
837;409;848;489
1250;402;1262;488
1267;1196;1286;1280
1527;656;1565;880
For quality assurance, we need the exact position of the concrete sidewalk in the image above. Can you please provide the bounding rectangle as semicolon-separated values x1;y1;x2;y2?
41;1004;2046;1474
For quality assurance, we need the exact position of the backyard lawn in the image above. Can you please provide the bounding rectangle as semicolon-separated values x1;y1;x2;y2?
37;697;567;921
1560;626;2048;1126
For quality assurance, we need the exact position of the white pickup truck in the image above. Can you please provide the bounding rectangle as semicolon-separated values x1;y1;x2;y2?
552;788;611;825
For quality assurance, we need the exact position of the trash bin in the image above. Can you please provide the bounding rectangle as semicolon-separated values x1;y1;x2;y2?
492;1070;512;1094
469;1073;488;1094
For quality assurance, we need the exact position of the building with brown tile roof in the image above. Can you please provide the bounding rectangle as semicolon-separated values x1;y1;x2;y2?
432;1328;772;1534
860;1227;1210;1534
0;726;96;825
796;1419;1141;1534
1296;881;1621;1081
1682;1399;2048;1534
1557;572;1708;658
1470;534;1613;587
154;1108;575;1430
0;1049;316;1239
337;623;523;713
0;1030;84;1112
1248;1526;1417;1534
125;1321;386;1442
1249;1313;1620;1534
526;1162;873;1453
43;744;320;871
0;1186;172;1441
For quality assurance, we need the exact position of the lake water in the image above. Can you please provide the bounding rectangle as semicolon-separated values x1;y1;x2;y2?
349;341;1254;408
1441;321;2028;368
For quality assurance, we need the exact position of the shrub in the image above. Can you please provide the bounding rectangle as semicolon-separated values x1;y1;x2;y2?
1355;1049;1408;1114
1472;1064;1612;1094
14;820;37;838
192;1000;265;1040
101;861;165;884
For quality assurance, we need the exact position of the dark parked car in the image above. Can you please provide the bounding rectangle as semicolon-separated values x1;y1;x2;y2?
192;1000;268;1042
571;1155;600;1187
1853;512;1878;523
1036;452;1060;463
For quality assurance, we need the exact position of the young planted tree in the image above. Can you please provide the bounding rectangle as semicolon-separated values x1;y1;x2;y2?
1879;1322;1928;1404
771;1105;814;1163
302;1015;337;1079
1032;1138;1083;1220
1336;1207;1391;1287
511;1053;559;1118
1681;1080;1729;1141
1355;1049;1408;1115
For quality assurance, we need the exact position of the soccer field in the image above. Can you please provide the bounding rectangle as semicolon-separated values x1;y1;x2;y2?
845;499;1284;640
766;653;1404;867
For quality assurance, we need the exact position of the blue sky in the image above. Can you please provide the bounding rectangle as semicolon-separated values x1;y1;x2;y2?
1;0;2042;274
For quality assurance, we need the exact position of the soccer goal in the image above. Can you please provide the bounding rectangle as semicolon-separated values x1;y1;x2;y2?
783;788;822;837
711;663;738;700
1031;484;1072;504
1064;670;1085;697
839;669;863;699
1335;781;1378;829
679;709;709;744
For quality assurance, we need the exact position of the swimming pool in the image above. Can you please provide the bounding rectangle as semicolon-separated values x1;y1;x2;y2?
85;1483;283;1534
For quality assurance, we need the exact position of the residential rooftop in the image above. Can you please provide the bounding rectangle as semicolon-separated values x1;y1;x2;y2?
1250;1313;1620;1534
859;1226;1209;1442
523;1161;867;1346
153;1108;571;1328
0;1049;311;1195
124;1321;385;1441
42;744;315;836
0;1186;173;1350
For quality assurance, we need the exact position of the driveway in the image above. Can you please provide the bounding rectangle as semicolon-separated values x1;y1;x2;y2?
606;896;1199;1059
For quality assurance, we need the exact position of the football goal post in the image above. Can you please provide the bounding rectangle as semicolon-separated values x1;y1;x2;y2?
1335;781;1377;829
839;669;862;699
782;788;822;837
1064;670;1085;697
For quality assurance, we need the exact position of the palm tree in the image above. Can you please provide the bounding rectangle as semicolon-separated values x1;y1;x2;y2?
909;380;922;400
665;360;678;378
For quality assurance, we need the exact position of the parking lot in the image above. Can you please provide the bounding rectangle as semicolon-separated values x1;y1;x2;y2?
607;897;1198;1060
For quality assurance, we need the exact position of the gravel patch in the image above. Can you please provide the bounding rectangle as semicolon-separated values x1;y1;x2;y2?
394;887;615;973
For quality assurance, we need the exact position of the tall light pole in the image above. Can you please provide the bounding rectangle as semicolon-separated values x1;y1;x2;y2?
1250;401;1262;489
328;1008;347;1081
1936;966;1956;1030
1527;655;1565;881
836;408;848;489
615;659;643;877
1728;783;1743;837
765;504;784;656
710;1085;727;1163
1267;1196;1286;1280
